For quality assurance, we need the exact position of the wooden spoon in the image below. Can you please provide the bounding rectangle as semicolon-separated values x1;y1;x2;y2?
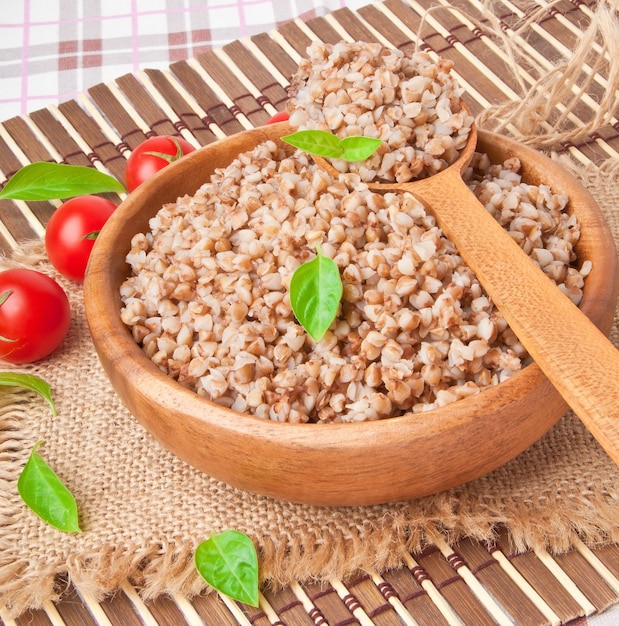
314;118;619;466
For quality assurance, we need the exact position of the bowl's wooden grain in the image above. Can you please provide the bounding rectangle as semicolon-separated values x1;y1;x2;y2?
84;124;619;506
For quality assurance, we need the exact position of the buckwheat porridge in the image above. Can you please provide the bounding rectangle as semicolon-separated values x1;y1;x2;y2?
119;42;589;424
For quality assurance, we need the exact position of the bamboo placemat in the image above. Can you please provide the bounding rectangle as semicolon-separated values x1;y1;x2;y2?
1;0;619;624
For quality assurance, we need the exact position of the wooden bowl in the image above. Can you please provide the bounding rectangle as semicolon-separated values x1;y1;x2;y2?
84;124;619;506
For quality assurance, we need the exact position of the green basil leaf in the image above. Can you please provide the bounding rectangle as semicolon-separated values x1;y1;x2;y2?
290;244;343;341
281;130;344;159
195;530;259;607
339;136;383;162
18;441;81;533
0;372;57;416
0;162;125;201
281;130;382;162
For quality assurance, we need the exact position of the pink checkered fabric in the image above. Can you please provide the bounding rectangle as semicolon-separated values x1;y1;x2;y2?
0;0;368;121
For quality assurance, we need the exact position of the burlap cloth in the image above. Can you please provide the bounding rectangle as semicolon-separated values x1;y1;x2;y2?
1;4;619;617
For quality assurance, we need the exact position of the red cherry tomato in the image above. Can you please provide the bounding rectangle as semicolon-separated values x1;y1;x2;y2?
0;269;71;364
45;195;117;283
265;110;290;124
125;135;196;192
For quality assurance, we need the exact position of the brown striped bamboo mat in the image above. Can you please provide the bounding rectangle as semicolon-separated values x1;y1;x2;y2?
1;0;619;624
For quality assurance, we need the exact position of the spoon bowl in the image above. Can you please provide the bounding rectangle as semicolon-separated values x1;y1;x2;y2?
313;112;478;191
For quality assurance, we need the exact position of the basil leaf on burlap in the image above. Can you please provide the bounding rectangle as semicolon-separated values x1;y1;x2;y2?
0;162;125;201
194;530;259;607
290;244;343;342
0;372;57;416
18;441;82;533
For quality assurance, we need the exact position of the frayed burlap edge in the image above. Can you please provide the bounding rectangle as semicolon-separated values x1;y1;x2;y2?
1;461;617;617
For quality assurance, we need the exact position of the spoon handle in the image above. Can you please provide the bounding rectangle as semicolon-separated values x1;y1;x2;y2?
416;172;619;465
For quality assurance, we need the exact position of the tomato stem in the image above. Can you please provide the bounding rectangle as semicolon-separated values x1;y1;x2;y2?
0;289;13;306
143;138;184;164
0;288;18;342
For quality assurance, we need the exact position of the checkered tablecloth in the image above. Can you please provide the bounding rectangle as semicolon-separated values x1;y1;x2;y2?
0;0;368;121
